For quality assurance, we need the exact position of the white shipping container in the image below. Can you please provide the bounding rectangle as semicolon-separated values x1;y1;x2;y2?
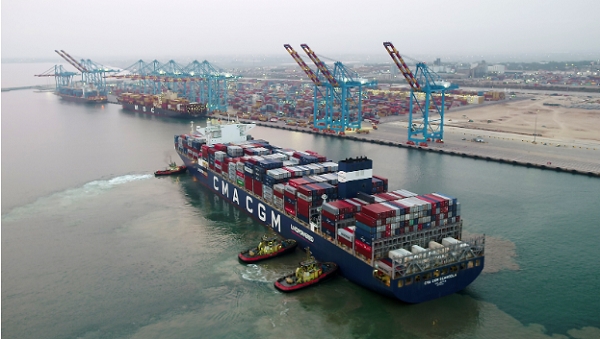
411;245;426;254
273;183;285;193
389;248;412;260
428;241;443;249
395;189;417;197
337;228;355;242
375;260;393;275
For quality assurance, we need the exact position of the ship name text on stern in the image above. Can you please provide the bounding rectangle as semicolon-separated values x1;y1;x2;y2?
424;273;458;287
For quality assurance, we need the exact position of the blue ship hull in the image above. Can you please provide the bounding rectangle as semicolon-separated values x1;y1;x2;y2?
178;154;484;304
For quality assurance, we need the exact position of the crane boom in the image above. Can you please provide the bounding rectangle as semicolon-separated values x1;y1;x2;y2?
383;42;420;91
283;44;321;86
61;50;89;72
300;44;339;87
55;50;87;73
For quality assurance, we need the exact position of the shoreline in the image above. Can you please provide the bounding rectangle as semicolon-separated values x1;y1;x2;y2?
233;119;600;178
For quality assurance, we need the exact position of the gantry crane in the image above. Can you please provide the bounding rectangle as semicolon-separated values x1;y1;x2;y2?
105;59;164;94
301;43;376;133
183;60;237;113
55;50;117;96
284;44;331;128
285;44;376;133
105;58;235;113
383;41;457;144
34;65;78;90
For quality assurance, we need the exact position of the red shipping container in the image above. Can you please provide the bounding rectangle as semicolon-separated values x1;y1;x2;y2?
374;193;397;201
354;239;372;258
321;210;343;221
296;184;315;197
244;176;253;191
305;183;325;196
321;222;335;233
323;200;353;214
367;203;397;219
361;203;387;220
284;204;296;216
296;199;310;215
253;179;263;197
338;236;352;248
355;212;380;227
289;178;312;188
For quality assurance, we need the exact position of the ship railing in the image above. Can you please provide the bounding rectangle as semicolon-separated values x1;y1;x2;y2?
386;235;485;278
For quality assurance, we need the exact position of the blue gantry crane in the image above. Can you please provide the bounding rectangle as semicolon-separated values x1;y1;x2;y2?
383;41;458;144
183;60;237;113
105;57;236;114
285;44;376;133
34;65;78;90
106;59;165;94
283;44;329;127
55;50;117;97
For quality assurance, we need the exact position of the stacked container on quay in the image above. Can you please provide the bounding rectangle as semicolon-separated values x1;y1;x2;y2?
175;120;485;304
119;91;207;119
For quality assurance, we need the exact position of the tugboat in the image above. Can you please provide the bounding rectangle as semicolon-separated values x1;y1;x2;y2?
154;161;187;176
238;235;298;263
274;248;338;292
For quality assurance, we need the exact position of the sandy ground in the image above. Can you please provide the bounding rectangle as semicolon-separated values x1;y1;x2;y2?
443;93;600;144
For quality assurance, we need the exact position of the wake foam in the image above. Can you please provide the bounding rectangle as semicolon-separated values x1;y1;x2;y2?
2;174;153;221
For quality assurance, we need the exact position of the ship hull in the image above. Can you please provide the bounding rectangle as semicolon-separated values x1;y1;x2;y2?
122;102;206;119
178;155;484;304
57;93;107;104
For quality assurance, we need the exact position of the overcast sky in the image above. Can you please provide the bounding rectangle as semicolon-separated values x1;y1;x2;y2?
2;0;599;63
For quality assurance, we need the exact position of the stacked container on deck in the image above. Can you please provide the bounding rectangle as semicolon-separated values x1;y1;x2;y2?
174;134;204;160
320;200;358;240
342;188;461;260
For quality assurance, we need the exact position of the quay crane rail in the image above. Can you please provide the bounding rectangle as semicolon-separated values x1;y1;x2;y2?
383;41;457;144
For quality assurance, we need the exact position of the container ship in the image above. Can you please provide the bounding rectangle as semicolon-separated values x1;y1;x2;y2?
56;87;108;104
175;120;485;303
119;91;207;119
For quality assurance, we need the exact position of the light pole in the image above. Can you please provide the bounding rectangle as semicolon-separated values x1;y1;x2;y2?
533;111;538;144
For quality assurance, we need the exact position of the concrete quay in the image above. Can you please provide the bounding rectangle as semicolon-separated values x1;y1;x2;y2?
236;119;600;178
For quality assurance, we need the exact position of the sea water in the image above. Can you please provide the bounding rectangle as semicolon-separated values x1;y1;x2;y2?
2;63;600;339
